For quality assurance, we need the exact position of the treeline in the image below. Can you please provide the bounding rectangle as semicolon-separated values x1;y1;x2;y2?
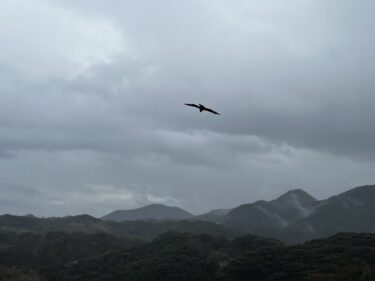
0;214;238;240
43;232;375;281
0;231;142;269
0;230;375;280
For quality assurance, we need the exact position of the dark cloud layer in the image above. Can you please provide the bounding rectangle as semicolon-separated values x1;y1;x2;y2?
0;0;375;216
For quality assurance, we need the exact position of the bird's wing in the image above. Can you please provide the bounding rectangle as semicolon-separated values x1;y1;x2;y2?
206;108;221;115
184;103;200;109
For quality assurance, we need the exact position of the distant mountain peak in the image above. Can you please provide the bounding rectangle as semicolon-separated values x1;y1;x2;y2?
148;203;165;207
63;214;101;223
145;203;183;210
223;188;320;234
279;188;312;197
275;189;317;204
102;204;193;222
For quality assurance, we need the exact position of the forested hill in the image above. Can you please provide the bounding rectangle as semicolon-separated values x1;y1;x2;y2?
0;214;238;240
38;232;375;281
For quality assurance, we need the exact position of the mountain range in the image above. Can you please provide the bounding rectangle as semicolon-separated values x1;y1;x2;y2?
1;185;374;243
100;184;375;243
0;185;375;280
212;184;375;242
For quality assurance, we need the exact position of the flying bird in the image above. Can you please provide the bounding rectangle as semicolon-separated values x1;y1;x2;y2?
184;103;221;115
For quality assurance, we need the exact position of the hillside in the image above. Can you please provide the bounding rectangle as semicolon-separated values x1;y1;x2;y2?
222;189;319;238
102;204;193;222
0;214;237;241
42;232;285;281
0;231;143;269
286;185;375;242
41;232;375;281
192;185;375;243
195;208;231;223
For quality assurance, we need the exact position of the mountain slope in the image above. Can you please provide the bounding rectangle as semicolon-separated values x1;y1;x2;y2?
0;231;142;269
223;189;319;237
224;232;375;281
102;204;193;222
195;208;231;223
287;185;375;242
42;232;284;281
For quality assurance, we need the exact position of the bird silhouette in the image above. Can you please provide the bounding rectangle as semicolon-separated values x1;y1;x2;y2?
184;103;220;115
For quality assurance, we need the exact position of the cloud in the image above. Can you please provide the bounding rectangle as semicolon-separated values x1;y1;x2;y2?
0;150;13;159
0;0;125;80
0;181;43;215
48;184;179;217
0;0;375;216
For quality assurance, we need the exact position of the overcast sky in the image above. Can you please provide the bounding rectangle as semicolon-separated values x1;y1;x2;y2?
1;0;375;217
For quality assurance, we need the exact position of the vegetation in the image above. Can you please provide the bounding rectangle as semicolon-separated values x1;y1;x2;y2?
0;231;142;269
0;214;238;241
0;266;43;281
223;233;375;281
0;228;374;280
24;233;375;281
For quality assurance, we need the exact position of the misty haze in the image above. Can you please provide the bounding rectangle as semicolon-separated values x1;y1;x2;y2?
1;1;375;280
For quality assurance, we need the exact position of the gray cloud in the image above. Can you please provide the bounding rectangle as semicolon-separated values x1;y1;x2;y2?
0;150;13;159
0;0;375;216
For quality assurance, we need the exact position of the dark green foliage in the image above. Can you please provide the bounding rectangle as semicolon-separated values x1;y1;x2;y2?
37;232;375;281
0;265;43;281
1;231;375;280
112;220;238;240
0;231;142;269
230;234;284;254
43;232;224;281
223;233;375;281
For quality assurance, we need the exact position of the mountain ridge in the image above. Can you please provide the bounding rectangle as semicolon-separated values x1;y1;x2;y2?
222;188;320;237
1;185;374;244
286;185;375;242
101;203;193;222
